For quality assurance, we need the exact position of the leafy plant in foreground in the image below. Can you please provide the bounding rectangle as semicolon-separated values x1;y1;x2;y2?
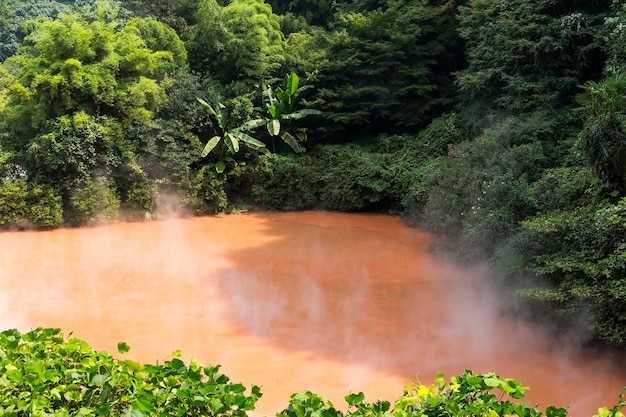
0;327;262;416
279;370;570;417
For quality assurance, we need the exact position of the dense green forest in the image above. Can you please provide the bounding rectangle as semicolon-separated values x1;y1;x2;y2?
0;0;625;348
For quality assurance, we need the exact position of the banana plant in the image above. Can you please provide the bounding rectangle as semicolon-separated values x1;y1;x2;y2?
197;95;268;173
257;72;321;153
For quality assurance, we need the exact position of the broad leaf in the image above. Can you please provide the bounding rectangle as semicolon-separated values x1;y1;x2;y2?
197;98;220;123
283;109;321;120
268;105;280;119
117;341;130;354
345;392;365;406
281;131;306;153
216;160;226;173
233;131;267;151
240;118;269;131
225;133;239;153
201;136;221;157
268;119;281;136
284;72;299;96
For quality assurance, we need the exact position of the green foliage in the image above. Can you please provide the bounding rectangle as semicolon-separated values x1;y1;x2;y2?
417;114;558;257
255;72;321;153
528;167;594;214
311;1;456;139
576;72;626;193
278;370;566;417
250;153;318;210
0;327;262;416
188;165;229;214
0;0;73;61
0;179;63;229
24;112;124;194
188;0;285;86
197;92;267;173
511;198;626;345
456;0;608;120
69;176;121;225
251;141;421;213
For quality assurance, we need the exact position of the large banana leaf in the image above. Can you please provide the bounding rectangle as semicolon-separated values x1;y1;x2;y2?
267;119;281;136
201;136;221;157
239;118;269;131
284;72;299;96
281;131;306;153
232;131;267;151
225;133;239;153
282;109;321;120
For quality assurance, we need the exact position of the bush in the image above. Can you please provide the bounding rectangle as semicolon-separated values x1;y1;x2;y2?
415;115;553;257
0;327;261;416
251;154;318;211
0;179;63;229
510;198;626;346
278;370;568;417
68;177;121;226
188;166;229;214
251;144;419;213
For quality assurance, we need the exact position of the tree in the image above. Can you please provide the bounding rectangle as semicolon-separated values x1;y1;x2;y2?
576;72;626;194
0;10;187;219
310;0;456;140
256;72;321;153
197;92;267;173
188;0;285;87
456;0;609;120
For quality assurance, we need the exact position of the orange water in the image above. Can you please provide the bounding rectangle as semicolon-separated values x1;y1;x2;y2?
0;212;624;416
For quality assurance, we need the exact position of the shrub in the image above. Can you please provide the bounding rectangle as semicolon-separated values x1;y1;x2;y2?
0;327;261;416
188;166;229;214
0;179;63;229
510;198;626;345
251;154;318;211
68;177;121;226
278;370;568;417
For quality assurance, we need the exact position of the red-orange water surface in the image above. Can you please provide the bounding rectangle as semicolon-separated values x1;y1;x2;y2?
0;212;624;416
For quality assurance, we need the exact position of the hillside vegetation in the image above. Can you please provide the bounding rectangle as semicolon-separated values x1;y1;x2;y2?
0;0;625;346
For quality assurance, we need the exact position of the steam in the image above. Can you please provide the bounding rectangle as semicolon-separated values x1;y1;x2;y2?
0;213;623;417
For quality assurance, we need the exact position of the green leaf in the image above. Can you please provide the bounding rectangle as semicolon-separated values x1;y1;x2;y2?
202;136;221;157
216;160;226;173
225;133;239;153
283;109;321;120
281;131;306;153
268;105;280;119
240;118;269;131
483;376;500;388
268;119;281;136
232;131;267;151
6;369;22;382
209;398;224;413
345;392;365;406
197;98;218;119
117;341;130;354
284;72;300;96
